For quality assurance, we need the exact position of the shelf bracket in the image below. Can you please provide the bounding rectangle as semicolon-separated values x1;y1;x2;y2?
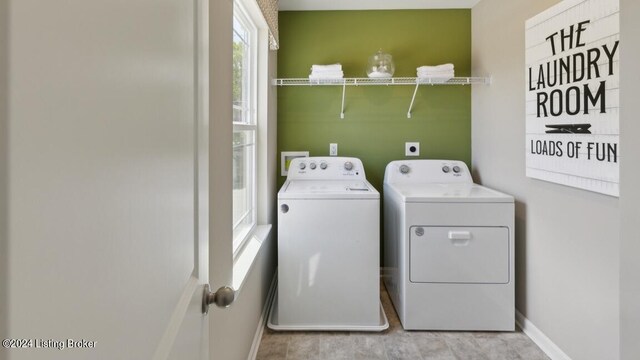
407;83;420;118
340;81;346;119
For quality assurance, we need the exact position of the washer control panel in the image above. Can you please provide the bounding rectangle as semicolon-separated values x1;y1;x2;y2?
384;160;473;184
287;157;367;180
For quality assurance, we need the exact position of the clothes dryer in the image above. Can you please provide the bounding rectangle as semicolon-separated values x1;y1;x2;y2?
383;160;514;331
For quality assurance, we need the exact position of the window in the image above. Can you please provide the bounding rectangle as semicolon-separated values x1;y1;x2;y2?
232;4;258;254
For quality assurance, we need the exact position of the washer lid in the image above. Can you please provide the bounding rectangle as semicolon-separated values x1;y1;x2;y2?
388;183;513;203
279;180;379;199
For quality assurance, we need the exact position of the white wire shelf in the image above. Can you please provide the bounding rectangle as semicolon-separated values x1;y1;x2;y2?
272;77;491;118
273;77;491;86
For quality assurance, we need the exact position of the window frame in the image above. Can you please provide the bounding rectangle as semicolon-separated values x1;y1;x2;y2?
232;2;259;256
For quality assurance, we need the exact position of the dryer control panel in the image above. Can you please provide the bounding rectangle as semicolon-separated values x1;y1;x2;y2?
384;160;473;184
287;157;367;180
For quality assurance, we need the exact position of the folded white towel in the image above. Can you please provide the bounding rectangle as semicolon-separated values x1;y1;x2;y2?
310;69;344;75
418;66;455;76
417;63;454;72
418;69;454;74
417;67;454;82
417;68;454;72
309;72;344;80
417;75;453;83
417;70;455;77
311;64;342;72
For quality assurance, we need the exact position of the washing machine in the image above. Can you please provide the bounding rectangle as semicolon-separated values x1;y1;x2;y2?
268;156;388;331
383;159;514;331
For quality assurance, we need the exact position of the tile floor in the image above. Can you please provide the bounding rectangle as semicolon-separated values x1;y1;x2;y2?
256;284;550;360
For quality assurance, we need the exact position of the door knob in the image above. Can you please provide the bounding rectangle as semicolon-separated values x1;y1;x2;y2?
202;284;235;314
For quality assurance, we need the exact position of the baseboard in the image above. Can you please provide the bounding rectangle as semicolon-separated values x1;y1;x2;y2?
246;273;277;360
516;310;572;360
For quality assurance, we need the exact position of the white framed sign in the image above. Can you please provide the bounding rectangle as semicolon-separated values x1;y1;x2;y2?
525;0;620;197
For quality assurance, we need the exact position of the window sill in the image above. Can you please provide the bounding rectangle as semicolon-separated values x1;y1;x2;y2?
232;224;272;291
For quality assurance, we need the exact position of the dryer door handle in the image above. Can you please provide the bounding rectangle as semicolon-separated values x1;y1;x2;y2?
448;231;472;240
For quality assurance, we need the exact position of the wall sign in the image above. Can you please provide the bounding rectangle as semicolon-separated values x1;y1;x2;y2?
525;0;620;197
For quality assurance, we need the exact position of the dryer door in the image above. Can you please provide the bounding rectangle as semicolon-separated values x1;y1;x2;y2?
409;226;510;284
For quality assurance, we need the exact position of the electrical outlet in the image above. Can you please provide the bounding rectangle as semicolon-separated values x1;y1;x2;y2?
405;142;420;156
329;143;338;156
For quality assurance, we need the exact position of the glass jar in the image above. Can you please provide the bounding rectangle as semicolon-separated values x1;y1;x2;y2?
366;49;395;78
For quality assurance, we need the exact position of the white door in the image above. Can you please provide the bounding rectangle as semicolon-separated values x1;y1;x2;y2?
2;0;211;359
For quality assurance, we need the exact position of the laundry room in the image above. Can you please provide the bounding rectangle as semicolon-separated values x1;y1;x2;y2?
1;1;639;360
259;1;636;359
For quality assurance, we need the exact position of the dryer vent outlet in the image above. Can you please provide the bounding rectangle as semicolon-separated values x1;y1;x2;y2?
405;142;420;157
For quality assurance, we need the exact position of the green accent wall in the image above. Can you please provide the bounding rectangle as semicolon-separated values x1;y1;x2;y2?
277;10;472;192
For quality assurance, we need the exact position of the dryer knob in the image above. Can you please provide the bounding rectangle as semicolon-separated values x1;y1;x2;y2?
442;166;451;173
299;162;306;170
453;165;461;173
309;162;317;170
399;165;410;174
344;161;354;171
320;162;328;170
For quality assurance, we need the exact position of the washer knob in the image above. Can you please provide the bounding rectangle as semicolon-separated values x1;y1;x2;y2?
344;161;354;171
442;166;450;173
309;162;317;170
399;165;410;174
320;162;328;170
299;162;306;170
452;165;461;173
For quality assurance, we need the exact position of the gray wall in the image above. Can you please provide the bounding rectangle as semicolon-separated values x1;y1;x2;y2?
210;234;276;360
620;0;640;359
472;1;620;359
